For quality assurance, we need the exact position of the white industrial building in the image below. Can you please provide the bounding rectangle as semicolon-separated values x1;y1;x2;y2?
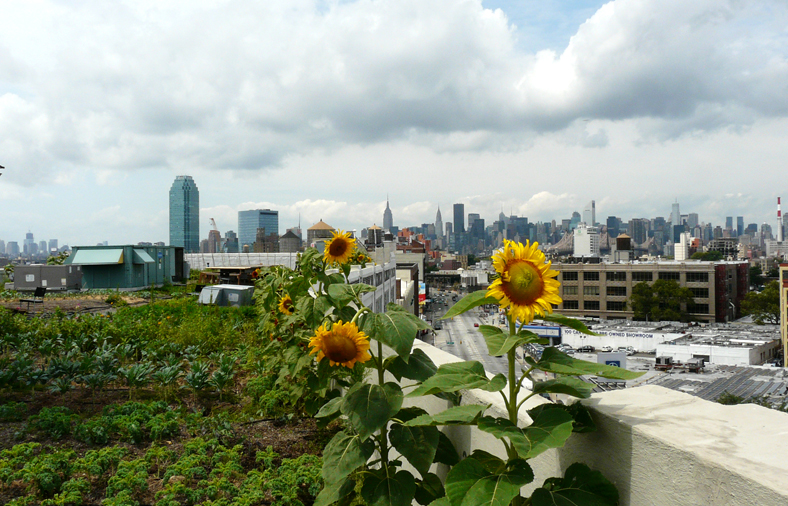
573;224;600;257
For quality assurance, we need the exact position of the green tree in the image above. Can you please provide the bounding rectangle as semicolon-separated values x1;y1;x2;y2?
691;251;723;261
629;280;695;322
46;251;70;265
741;280;779;325
750;265;764;288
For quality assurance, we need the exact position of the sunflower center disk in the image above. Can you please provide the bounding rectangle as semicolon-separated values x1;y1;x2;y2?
323;332;358;363
329;240;348;257
504;260;543;305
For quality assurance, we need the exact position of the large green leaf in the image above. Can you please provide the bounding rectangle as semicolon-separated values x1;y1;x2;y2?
322;430;375;484
404;404;489;427
443;291;499;320
390;422;440;477
516;409;575;459
528;403;597;434
479;326;544;356
314;476;355;506
315;396;344;418
386;348;438;382
361;469;418;506
415;473;445;506
530;463;619;506
535;348;644;380
531;377;594;399
406;362;506;398
360;306;430;362
445;457;534;506
328;283;377;308
434;432;460;466
428;499;452;506
342;383;403;440
296;295;334;326
538;314;599;336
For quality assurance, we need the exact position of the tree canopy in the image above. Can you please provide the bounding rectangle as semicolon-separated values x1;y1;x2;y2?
629;280;695;322
691;251;723;261
741;280;779;325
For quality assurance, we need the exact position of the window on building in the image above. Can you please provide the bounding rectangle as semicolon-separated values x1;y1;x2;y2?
562;272;579;281
632;272;653;282
584;300;600;310
583;272;600;281
607;286;627;297
563;286;578;295
658;272;680;281
606;271;627;281
690;287;709;298
686;272;709;283
606;301;627;311
563;300;579;309
690;303;710;314
583;286;600;296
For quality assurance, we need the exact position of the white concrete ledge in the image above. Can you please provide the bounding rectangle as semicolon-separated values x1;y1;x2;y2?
406;341;788;505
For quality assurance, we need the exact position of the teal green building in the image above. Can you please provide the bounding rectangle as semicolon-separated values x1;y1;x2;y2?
64;245;184;290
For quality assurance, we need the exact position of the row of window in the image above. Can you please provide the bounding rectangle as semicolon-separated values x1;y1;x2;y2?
562;286;709;298
561;300;710;313
560;271;710;283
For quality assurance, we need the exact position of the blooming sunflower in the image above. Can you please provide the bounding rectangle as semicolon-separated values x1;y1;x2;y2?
487;239;562;325
323;230;356;265
278;295;294;315
309;320;371;368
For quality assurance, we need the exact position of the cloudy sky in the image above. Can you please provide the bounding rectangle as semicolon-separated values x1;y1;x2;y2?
2;0;788;247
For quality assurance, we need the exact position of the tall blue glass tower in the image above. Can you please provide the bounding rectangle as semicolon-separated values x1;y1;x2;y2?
238;209;279;249
169;175;200;253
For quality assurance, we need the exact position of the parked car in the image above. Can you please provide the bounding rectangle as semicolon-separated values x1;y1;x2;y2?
601;346;613;352
474;323;479;327
577;345;595;353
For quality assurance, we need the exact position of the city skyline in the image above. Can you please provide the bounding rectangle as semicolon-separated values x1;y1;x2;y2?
2;1;788;244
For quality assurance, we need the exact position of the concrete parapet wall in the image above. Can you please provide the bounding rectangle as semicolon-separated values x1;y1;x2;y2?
407;340;788;505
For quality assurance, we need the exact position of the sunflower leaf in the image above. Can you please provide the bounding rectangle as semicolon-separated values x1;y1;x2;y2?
535;348;644;380
360;306;430;362
531;377;594;399
321;430;375;484
361;468;417;506
328;283;377;309
406;361;506;397
537;314;600;336
390;422;440;477
443;290;499;319
386;348;438;382
479;327;544;357
403;404;490;426
445;456;533;506
530;463;619;506
342;382;403;440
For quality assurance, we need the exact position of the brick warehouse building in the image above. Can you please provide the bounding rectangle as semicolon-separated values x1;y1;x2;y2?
553;260;749;323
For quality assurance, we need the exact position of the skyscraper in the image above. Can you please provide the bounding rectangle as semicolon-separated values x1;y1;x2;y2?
435;206;443;239
582;201;596;226
736;216;744;237
383;198;393;231
238;209;279;250
453;204;465;233
169;175;200;253
671;201;680;225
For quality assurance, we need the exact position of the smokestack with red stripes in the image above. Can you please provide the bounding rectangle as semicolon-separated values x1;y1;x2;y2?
779;197;783;242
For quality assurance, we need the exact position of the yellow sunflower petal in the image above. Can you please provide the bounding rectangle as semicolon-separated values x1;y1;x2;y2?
323;230;357;265
308;320;371;368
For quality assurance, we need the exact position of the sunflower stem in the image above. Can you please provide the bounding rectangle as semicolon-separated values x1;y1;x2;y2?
507;315;519;425
376;339;390;469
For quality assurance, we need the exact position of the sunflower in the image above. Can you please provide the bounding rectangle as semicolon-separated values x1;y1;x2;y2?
323;230;356;265
278;295;294;315
309;320;371;368
487;239;562;325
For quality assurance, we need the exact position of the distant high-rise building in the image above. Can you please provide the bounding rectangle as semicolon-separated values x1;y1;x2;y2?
48;239;58;252
574;224;600;257
606;216;620;238
207;229;221;253
39;241;47;254
435;207;443;239
736;216;744;237
23;232;35;255
6;241;19;256
0;240;4;256
453;204;465;234
238;209;279;250
383;198;393;231
468;213;480;231
725;216;733;231
671;201;680;225
687;213;699;230
582;201;596;226
169;175;200;253
223;231;239;253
